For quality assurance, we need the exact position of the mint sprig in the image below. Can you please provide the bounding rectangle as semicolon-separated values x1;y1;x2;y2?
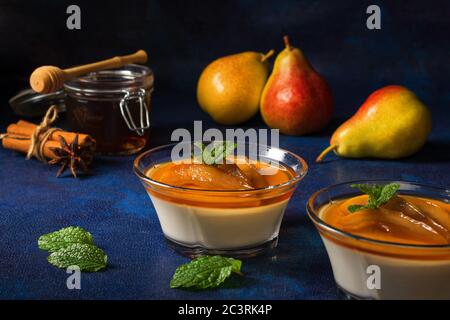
38;226;107;272
38;226;93;252
193;141;237;165
47;243;107;272
170;255;243;290
348;182;401;213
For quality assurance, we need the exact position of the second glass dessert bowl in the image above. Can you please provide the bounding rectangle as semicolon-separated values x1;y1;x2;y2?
307;180;450;300
134;142;307;257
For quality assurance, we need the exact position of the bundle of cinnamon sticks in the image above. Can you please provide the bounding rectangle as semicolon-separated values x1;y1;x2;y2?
2;120;95;161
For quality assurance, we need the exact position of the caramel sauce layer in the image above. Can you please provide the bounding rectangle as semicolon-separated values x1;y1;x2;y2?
318;195;450;260
144;160;295;208
321;195;450;245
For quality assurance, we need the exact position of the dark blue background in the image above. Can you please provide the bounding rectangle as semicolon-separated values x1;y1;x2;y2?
0;0;449;299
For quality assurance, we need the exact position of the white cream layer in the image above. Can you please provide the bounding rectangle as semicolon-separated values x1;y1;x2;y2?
322;237;450;299
148;193;289;249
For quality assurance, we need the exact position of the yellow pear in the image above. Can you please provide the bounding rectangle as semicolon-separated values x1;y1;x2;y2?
197;50;274;125
316;85;432;162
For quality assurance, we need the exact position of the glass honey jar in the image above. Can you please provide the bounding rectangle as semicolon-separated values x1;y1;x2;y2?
64;64;153;155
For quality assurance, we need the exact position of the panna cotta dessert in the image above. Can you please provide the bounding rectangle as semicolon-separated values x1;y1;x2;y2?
307;181;450;300
134;142;307;256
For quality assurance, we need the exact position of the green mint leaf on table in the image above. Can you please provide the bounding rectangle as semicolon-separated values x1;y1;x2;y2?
348;183;401;213
193;141;237;165
38;226;107;272
170;255;243;290
47;243;107;272
38;226;93;252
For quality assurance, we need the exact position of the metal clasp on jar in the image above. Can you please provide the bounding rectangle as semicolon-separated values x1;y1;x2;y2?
119;88;150;136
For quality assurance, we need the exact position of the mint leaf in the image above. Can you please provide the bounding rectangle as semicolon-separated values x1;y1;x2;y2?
192;142;205;162
378;183;401;205
348;183;400;213
211;141;236;165
193;141;237;165
47;243;107;272
38;226;93;252
351;183;381;198
347;204;366;213
170;255;242;290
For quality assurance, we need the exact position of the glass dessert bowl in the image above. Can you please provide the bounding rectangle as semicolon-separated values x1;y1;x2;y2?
134;142;307;257
307;180;450;300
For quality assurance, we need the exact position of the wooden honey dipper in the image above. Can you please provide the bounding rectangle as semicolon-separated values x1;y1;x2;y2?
30;50;148;94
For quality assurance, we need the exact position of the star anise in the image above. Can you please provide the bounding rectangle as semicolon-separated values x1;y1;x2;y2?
48;134;93;178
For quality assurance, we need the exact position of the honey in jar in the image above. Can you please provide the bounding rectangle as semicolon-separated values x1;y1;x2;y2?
64;64;153;155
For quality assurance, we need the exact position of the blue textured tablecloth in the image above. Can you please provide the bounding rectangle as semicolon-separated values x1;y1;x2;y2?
1;0;450;299
1;87;449;299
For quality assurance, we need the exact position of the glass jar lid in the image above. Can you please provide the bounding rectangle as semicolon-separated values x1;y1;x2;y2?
9;88;66;117
64;64;153;95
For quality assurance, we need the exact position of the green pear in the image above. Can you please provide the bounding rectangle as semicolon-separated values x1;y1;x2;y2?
316;85;432;162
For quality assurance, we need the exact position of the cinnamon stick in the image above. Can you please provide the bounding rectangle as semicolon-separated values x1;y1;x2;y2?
2;120;95;161
2;136;61;159
8;120;91;145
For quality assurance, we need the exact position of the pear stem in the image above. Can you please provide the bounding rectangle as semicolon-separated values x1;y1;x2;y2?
261;49;275;62
283;35;291;50
316;144;338;163
234;270;244;276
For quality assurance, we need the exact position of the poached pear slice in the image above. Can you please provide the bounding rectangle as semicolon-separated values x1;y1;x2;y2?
338;207;448;245
235;162;268;189
384;196;450;242
337;195;450;244
216;163;254;189
157;163;255;190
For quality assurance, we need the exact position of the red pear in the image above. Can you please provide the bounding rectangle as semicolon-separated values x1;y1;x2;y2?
260;36;333;135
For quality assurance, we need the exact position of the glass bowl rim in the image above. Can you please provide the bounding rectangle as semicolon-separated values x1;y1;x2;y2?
133;142;308;194
306;179;450;249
